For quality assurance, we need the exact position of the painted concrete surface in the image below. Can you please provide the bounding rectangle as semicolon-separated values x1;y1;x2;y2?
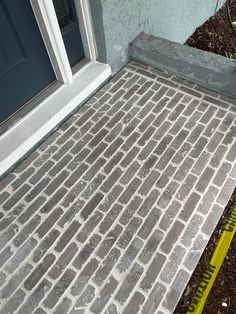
147;0;225;45
0;61;235;313
130;33;236;99
90;0;226;72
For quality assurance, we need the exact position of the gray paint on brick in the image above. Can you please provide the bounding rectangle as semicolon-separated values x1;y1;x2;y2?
160;246;186;284
138;189;160;217
33;229;60;263
71;259;99;296
138;207;162;239
139;229;164;264
117;238;143;272
179;192;201;221
3;184;31;211
75;285;95;308
18;280;52;314
159;200;181;231
14;216;41;247
49;242;78;279
161;221;184;254
163;269;190;312
91;276;118;314
1;263;33;299
74;235;101;269
140;253;166;291
44;269;76;309
0;61;235;314
141;282;166;314
55;221;80;252
198;186;219;215
5;238;37;274
181;214;204;247
123;291;145;314
77;212;103;243
36;208;63;239
54;298;72;314
0;247;13;268
115;263;143;304
93;248;121;286
80;193;104;220
184;234;208;271
202;204;224;236
24;254;55;290
1;289;26;314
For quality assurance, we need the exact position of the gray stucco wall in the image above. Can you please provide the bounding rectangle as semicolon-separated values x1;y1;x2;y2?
148;0;225;44
89;0;226;73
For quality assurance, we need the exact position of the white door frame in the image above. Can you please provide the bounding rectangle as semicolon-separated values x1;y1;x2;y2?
0;0;111;178
30;0;97;83
75;0;97;61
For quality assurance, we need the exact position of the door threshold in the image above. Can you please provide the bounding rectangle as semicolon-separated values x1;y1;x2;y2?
0;61;111;178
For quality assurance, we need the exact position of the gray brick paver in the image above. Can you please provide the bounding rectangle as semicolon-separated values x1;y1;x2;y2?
91;276;118;314
163;269;190;312
141;282;166;314
14;215;41;246
93;248;121;287
33;229;60;263
60;185;81;211
0;61;235;314
160;246;186;284
139;229;164;265
49;242;78;279
140;253;166;291
123;291;145;314
76;212;103;243
24;254;55;290
74;235;101;269
115;263;144;304
44;269;76;309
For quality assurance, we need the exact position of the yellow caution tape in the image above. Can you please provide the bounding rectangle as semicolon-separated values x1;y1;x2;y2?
187;203;236;314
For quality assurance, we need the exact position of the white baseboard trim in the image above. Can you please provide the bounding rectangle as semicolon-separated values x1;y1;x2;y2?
0;61;111;177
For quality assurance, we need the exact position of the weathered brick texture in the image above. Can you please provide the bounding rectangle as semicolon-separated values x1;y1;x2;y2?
0;61;235;314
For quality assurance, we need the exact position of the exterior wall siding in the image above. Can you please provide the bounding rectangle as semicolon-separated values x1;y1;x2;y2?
90;0;226;73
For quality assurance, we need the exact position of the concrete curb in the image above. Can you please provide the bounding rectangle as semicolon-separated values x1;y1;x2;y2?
129;32;236;99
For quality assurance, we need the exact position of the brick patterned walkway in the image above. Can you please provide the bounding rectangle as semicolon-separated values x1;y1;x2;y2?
0;61;236;314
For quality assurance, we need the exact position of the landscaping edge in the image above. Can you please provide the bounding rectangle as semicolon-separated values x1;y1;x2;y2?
129;32;236;100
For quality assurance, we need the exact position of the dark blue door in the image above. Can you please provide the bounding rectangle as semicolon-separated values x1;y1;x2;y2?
53;0;85;67
0;0;56;123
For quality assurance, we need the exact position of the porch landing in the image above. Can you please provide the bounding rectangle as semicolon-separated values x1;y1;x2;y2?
0;61;236;314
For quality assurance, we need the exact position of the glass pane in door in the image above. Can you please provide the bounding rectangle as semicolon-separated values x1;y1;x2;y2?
53;0;85;67
53;0;72;29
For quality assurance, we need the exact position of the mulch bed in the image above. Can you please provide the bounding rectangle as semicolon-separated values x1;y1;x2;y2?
186;0;236;58
174;188;236;314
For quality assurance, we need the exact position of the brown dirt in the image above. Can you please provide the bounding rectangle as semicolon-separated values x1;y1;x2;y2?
174;188;236;314
186;0;236;58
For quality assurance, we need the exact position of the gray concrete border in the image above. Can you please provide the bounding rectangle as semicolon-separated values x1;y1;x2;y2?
130;32;236;99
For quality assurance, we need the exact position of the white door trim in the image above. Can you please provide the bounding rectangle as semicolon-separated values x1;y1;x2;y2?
0;1;112;177
75;0;97;61
30;0;98;83
30;0;73;83
0;61;111;177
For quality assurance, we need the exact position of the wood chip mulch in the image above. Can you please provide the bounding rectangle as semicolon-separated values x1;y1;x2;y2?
186;1;236;58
